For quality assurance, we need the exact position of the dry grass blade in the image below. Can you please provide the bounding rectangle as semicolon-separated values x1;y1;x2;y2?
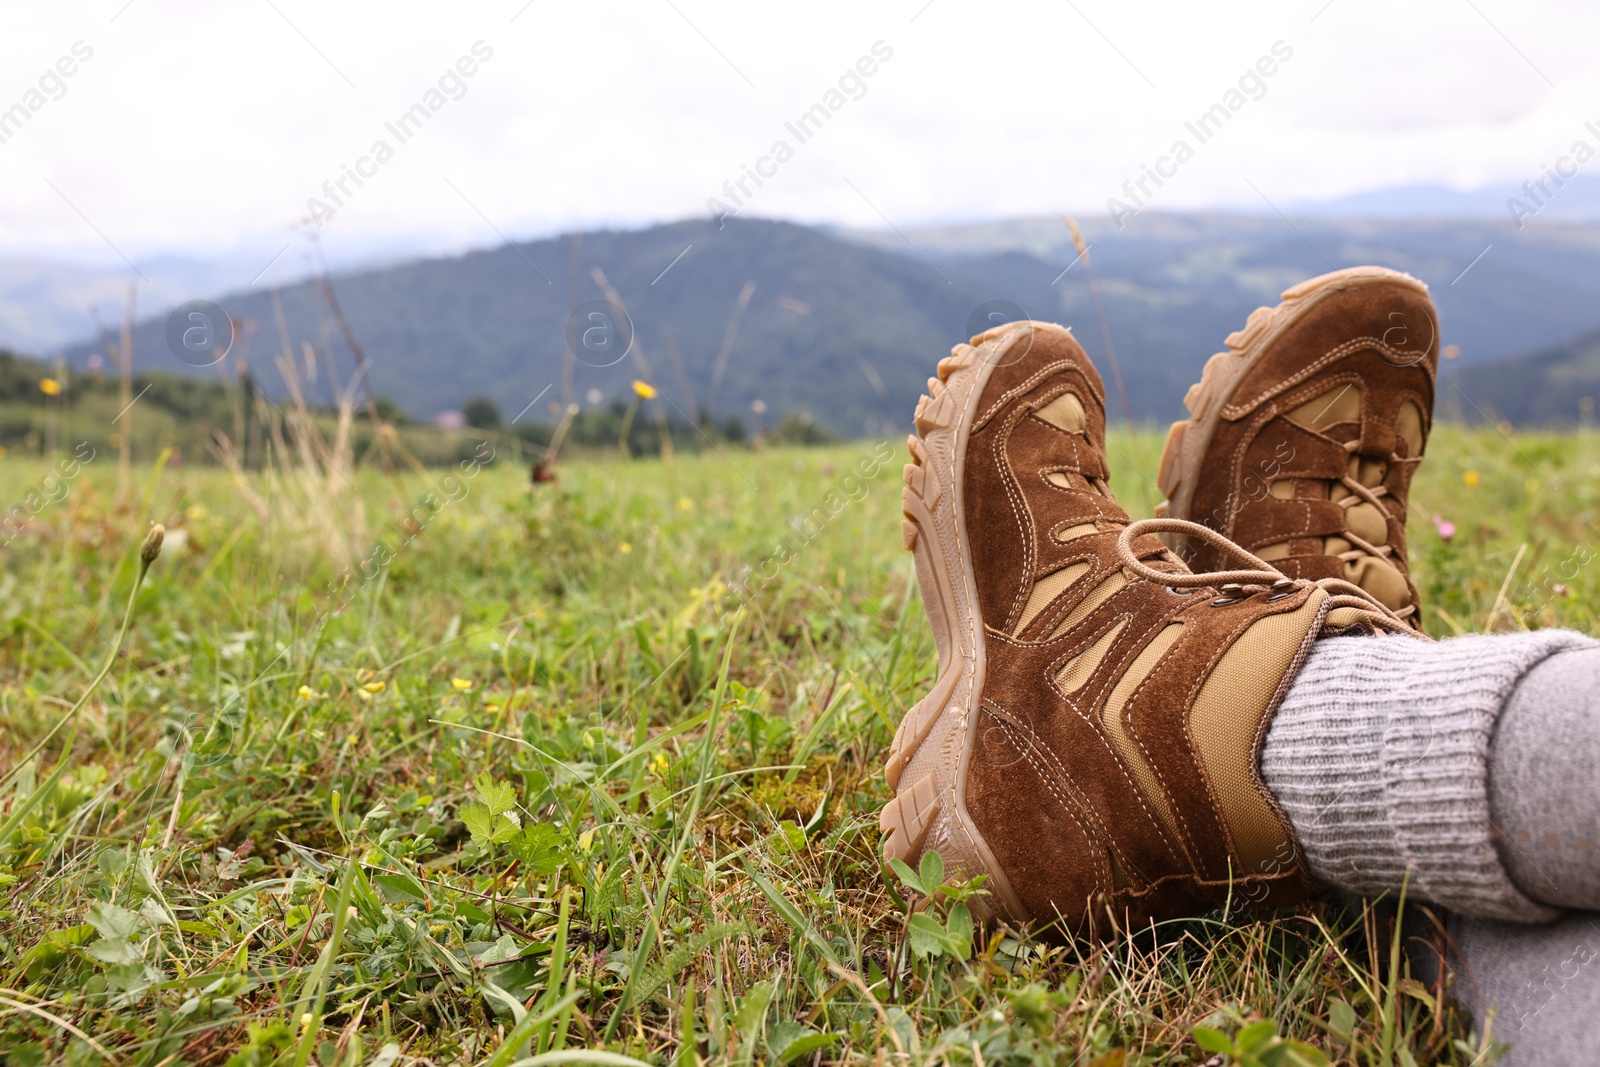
1064;215;1134;424
1483;541;1527;633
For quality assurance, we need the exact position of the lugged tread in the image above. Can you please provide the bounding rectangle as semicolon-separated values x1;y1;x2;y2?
884;664;961;789
1156;421;1186;499
920;454;943;506
914;391;954;435
879;772;941;863
936;346;975;380
890;362;983;791
879;319;1052;922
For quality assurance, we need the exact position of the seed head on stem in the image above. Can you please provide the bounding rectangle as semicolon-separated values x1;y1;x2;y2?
140;523;165;571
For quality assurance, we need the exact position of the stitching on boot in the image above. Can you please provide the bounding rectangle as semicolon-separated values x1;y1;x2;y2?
982;697;1174;883
974;360;1098;432
1222;336;1435;420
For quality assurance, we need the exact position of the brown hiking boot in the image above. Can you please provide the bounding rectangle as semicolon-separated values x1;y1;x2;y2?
1156;267;1439;627
881;320;1410;937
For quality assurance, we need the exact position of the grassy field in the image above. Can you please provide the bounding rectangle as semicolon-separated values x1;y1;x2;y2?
0;423;1596;1066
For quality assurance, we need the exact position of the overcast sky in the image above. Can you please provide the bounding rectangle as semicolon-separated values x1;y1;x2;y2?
1;0;1596;274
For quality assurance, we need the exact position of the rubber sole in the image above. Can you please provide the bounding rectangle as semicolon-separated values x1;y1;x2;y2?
1155;266;1431;553
879;321;1062;922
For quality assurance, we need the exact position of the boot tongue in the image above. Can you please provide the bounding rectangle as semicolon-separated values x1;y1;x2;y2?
1324;432;1410;611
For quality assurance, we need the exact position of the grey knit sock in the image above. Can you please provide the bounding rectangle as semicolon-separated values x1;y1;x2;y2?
1490;647;1600;911
1260;629;1596;923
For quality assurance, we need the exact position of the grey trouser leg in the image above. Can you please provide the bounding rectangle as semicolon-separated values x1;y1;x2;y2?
1265;633;1600;1063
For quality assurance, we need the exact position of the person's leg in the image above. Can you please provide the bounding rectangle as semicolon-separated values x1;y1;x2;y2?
1439;912;1600;1067
1440;646;1600;1066
1487;646;1600;911
1160;269;1600;1062
1261;632;1600;1063
1260;630;1595;923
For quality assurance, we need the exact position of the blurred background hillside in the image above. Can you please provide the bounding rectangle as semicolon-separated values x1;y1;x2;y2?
8;198;1600;463
6;2;1600;460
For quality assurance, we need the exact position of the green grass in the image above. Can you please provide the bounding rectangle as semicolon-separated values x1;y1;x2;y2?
1;423;1595;1066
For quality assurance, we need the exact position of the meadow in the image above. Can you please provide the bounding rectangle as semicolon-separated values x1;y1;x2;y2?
1;422;1596;1066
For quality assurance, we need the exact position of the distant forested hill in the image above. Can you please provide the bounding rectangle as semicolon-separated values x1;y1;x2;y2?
59;219;984;438
1454;327;1600;426
52;213;1600;435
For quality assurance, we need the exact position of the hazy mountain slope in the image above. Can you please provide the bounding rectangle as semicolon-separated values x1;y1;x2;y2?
853;212;1600;366
882;213;1600;422
12;178;1600;357
47;212;1600;434
59;219;985;436
1454;327;1600;425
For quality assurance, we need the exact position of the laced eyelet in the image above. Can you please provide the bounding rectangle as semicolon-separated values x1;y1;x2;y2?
1117;517;1415;634
1210;582;1249;607
1166;585;1195;596
1265;578;1298;603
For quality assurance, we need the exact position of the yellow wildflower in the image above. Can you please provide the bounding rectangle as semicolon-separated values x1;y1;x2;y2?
1463;470;1480;488
451;677;472;690
631;379;657;399
39;378;61;396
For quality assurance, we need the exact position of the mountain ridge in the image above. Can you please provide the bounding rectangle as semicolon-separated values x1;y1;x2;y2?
39;211;1600;434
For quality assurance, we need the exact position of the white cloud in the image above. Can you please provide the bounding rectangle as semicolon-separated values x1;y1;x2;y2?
0;0;1596;266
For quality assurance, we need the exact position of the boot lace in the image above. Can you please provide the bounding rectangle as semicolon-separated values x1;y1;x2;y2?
1115;517;1423;636
1331;438;1416;622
